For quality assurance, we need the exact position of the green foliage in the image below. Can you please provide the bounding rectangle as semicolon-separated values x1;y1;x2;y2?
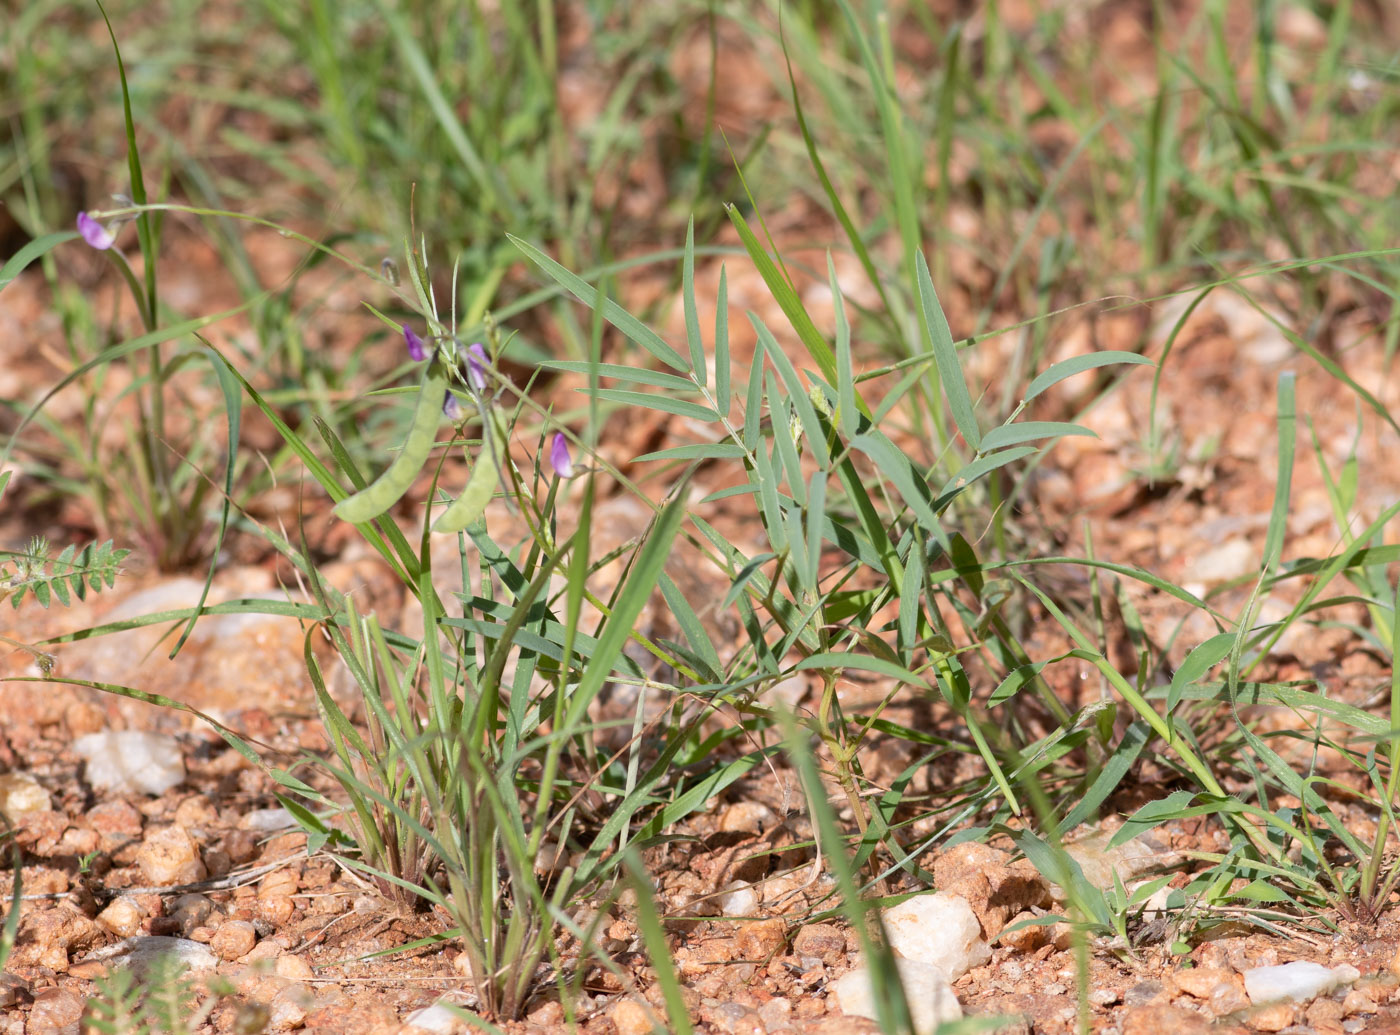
0;536;129;611
83;954;237;1035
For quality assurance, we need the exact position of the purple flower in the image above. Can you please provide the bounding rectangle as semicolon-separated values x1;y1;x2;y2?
549;433;574;479
76;212;115;250
443;391;462;421
403;325;428;362
465;343;490;391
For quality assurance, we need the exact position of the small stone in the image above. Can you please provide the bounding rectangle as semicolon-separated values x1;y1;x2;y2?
238;807;297;831
1173;966;1234;999
1250;1002;1295;1032
267;984;313;1031
609;996;654;1035
101;935;218;974
87;799;144;852
1184;537;1256;583
1121;1004;1210;1035
792;923;846;966
833;957;961;1035
135;825;207;886
16;810;67;856
1207;979;1251;1016
1057;828;1181;897
169;893;216;935
883;893;990;980
14;907;100;971
998;911;1048;953
717;801;774;834
760;675;807;709
1242;960;1358;1005
1341;987;1377;1016
275;954;315;980
258;868;299;924
1088;987;1120;1007
0;772;51;820
736;918;787;959
1306;996;1346;1032
403;1001;466;1034
59;825;99;856
74;730;185;796
0;972;28;1008
706;1001;764;1034
211;919;257;960
27;987;85;1034
718;881;760;917
1123;980;1167;1008
933;842;1049;940
758;997;792;1031
97;896;146;938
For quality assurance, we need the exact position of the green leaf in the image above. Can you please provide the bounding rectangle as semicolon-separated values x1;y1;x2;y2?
830;254;857;440
1023;352;1155;404
979;421;1097;451
721;552;779;611
1167;633;1236;716
915;251;980;451
796;651;928;687
849;430;945;541
564;478;692;729
682;216;705;385
588;388;717;422
754;317;831;467
725;205;840;389
0;232;77;295
510;235;690;372
633;442;747;463
542;361;697;392
658;573;723;680
934;447;1037;510
1262;371;1296;572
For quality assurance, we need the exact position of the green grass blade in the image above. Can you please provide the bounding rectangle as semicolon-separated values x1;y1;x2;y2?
1022;352;1154;404
682;216;705;384
915;251;979;451
0;231;76;295
510;235;690;372
979;421;1096;451
725;205;840;389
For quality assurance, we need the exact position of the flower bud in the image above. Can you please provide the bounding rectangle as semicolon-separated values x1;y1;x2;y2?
403;325;428;362
466;343;489;391
549;433;574;479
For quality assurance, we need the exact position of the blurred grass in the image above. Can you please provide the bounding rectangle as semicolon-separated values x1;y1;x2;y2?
6;1;1396;366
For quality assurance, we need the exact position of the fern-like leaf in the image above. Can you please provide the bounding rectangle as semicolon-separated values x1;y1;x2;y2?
1;538;130;610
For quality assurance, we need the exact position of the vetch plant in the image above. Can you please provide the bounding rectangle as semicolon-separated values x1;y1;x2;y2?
254;245;762;1021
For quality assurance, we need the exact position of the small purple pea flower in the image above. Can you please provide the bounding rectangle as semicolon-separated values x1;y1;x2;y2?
549;433;574;479
76;212;115;250
403;325;429;362
443;391;463;421
465;343;490;391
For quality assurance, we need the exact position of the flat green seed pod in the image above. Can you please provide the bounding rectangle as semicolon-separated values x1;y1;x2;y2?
333;367;448;524
432;424;504;534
